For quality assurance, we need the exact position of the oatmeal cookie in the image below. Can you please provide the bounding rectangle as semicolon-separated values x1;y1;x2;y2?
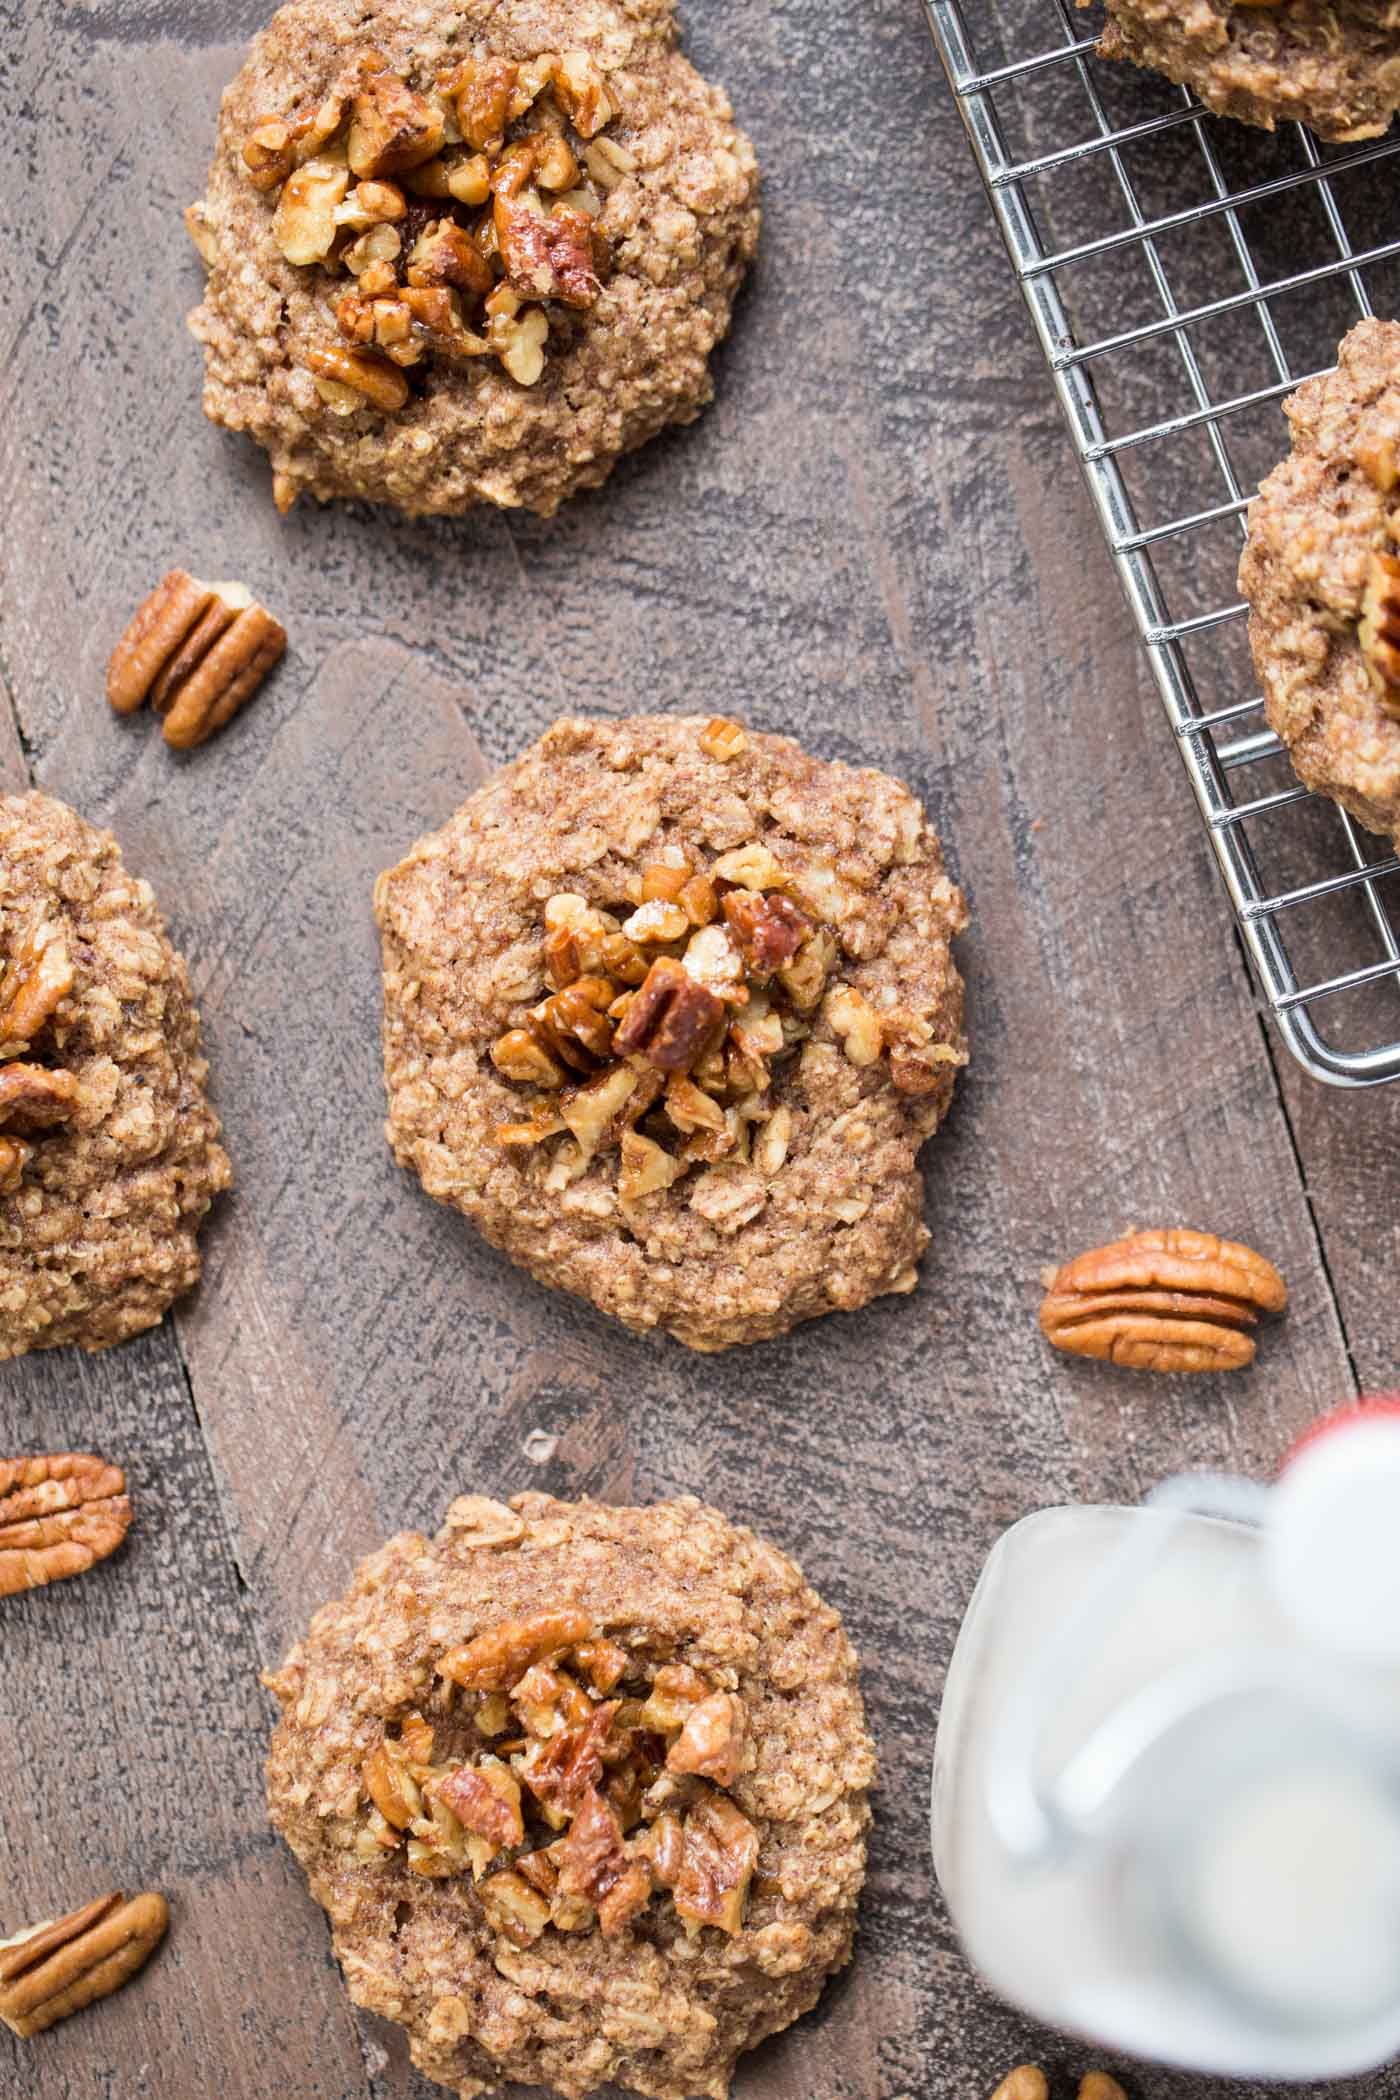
265;1491;875;2100
1090;0;1400;140
0;793;231;1359
374;714;967;1350
1240;319;1400;847
185;0;759;517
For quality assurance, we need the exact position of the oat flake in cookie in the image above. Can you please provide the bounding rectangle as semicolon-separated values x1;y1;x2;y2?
1089;0;1400;141
185;0;759;517
375;715;967;1350
1241;319;1400;849
0;794;230;1359
265;1491;875;2100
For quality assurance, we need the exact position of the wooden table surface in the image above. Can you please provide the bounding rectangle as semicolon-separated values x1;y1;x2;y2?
4;2;1398;2096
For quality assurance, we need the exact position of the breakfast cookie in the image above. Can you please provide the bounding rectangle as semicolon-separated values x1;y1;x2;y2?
1240;319;1400;847
1091;0;1400;140
185;0;759;516
264;1490;876;2100
374;714;967;1350
0;794;231;1359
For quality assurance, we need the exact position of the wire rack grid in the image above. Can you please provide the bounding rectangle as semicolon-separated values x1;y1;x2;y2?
927;0;1400;1086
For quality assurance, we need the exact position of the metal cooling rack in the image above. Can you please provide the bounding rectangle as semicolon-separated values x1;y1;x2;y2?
926;0;1400;1086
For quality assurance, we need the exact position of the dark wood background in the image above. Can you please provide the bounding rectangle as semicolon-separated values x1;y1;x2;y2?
3;1;1397;2095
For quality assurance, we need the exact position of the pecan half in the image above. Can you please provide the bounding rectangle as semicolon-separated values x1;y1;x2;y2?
612;959;724;1072
106;572;286;749
1039;1227;1287;1372
1360;549;1400;712
0;924;72;1057
0;1455;131;1598
988;2073;1049;2100
438;1609;595;1690
0;1891;167;2038
673;1792;759;1936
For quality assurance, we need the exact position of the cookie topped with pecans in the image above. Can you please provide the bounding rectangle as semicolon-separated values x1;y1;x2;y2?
375;714;967;1350
1242;319;1400;854
264;1491;875;2100
185;0;759;516
0;793;231;1359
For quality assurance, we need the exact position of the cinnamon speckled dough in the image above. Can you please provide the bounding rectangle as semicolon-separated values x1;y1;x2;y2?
264;1491;876;2100
1240;319;1400;845
374;716;968;1350
187;0;759;516
0;794;231;1358
1092;0;1400;139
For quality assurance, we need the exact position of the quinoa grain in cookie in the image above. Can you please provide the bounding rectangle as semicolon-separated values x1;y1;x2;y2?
1091;0;1400;141
0;794;230;1358
374;715;967;1350
185;0;759;516
264;1491;876;2100
1241;319;1400;849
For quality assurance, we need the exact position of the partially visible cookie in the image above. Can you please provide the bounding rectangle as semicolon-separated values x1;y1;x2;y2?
186;0;759;517
0;793;231;1358
265;1490;876;2100
1091;0;1400;140
1241;319;1400;847
375;714;968;1350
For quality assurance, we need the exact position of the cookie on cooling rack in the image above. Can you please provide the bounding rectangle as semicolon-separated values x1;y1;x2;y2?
0;793;231;1359
1240;318;1400;849
264;1490;876;2100
1091;0;1400;141
185;0;759;516
374;714;967;1351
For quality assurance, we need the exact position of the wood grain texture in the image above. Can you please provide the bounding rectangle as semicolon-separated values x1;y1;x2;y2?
0;1;1391;2098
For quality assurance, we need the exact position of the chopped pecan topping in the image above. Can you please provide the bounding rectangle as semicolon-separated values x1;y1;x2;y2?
106;571;286;749
673;1792;759;1936
438;1609;595;1690
519;1699;619;1817
362;1740;423;1830
699;716;748;761
237;46;620;413
721;890;809;974
435;1761;525;1849
0;1064;80;1132
556;1785;651;1935
1360;549;1400;712
666;1692;747;1788
0;923;72;1056
612;959;724;1070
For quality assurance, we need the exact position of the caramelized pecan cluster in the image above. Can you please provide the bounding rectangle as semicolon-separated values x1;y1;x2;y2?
357;1611;759;1944
0;924;79;1192
237;46;630;414
489;720;954;1204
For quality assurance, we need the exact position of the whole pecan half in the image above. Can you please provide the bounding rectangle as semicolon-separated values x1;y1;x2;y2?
1039;1227;1287;1373
0;1454;132;1597
0;1890;168;2038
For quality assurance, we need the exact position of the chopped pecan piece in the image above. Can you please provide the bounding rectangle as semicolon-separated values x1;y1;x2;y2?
638;1662;708;1730
666;1692;748;1789
520;1699;620;1817
405;217;494;295
721;891;810;975
825;983;882;1066
0;1891;168;2039
673;1792;759;1936
443;55;519;153
0;1454;131;1599
272;158;348;264
479;1869;550;1946
438;1609;595;1690
0;1064;79;1132
348;65;446;179
303;342;411;411
553;49;614;137
0;924;72;1055
0;1138;31;1192
361;1741;422;1830
492;1028;565;1088
1360;549;1400;711
435;1761;525;1849
527;977;616;1069
613;959;724;1072
573;1637;627;1692
699;716;747;761
556;1784;651;1935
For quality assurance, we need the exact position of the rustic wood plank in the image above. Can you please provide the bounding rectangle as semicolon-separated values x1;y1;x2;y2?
0;3;1386;2100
